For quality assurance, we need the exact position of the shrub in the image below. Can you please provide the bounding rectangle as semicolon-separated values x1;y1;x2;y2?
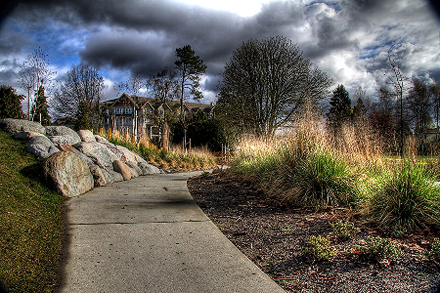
354;236;401;264
364;161;440;237
427;238;440;260
302;235;337;261
329;220;359;242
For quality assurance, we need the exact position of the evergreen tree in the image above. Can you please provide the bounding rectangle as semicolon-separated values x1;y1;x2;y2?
327;84;352;130
175;45;207;149
32;85;51;125
0;85;24;119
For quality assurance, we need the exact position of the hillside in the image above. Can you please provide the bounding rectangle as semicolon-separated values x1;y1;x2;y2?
0;130;64;292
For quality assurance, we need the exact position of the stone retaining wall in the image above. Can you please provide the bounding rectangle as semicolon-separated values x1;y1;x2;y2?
1;118;161;197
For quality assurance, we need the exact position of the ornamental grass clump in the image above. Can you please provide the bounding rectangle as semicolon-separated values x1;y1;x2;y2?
364;161;440;237
279;147;359;209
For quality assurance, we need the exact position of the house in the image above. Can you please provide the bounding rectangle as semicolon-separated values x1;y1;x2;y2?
101;94;214;140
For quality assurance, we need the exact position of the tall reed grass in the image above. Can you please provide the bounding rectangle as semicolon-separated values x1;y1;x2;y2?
230;105;440;236
99;128;217;171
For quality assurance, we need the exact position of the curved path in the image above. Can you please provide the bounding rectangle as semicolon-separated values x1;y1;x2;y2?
57;172;285;292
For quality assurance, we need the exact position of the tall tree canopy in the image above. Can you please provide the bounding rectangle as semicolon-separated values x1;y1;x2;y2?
0;85;24;119
407;79;432;137
327;84;353;129
216;35;332;138
51;63;103;130
175;45;207;149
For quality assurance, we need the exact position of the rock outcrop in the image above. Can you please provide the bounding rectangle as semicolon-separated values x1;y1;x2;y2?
1;118;162;197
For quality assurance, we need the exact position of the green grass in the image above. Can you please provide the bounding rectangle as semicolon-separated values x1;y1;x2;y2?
0;130;64;292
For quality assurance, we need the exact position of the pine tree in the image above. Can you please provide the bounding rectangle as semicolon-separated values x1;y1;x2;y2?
32;86;51;125
0;85;24;119
327;84;352;129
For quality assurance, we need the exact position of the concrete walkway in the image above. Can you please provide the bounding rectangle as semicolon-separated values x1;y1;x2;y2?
57;172;285;292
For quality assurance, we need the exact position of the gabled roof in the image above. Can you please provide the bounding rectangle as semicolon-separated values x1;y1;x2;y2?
102;94;212;113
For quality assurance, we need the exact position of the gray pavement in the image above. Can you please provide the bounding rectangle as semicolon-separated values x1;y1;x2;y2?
58;172;285;292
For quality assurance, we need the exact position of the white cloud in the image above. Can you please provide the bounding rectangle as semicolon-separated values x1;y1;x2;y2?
172;0;275;17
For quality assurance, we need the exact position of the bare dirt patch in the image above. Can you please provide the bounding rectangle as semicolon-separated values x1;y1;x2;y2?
188;171;440;292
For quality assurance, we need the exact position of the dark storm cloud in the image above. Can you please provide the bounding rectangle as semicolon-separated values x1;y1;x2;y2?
1;0;438;102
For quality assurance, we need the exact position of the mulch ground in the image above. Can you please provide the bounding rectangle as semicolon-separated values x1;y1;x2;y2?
188;170;440;292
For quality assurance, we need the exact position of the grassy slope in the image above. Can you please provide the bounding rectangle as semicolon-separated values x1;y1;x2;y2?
0;130;64;292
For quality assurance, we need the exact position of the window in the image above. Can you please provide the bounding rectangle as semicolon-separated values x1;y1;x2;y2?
125;117;132;124
115;107;123;114
125;107;132;114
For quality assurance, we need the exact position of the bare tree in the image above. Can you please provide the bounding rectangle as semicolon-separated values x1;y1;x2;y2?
117;72;146;140
51;63;103;130
385;44;411;157
19;47;56;121
217;36;332;138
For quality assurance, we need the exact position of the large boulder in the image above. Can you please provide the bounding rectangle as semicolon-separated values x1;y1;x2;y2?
88;164;107;187
43;151;94;197
78;130;96;143
74;142;118;169
126;161;142;177
138;162;162;175
0;118;46;135
108;145;138;164
94;135;109;144
25;136;60;158
113;160;132;181
101;168;124;184
45;126;81;146
13;131;44;140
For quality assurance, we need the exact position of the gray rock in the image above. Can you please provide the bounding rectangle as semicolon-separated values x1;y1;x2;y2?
78;130;96;143
43;151;94;197
0;118;46;135
48;135;81;146
25;136;60;158
13;131;44;140
45;126;81;145
94;135;109;143
138;162;161;175
88;164;107;187
125;164;140;178
101;168;124;184
111;145;138;164
74;142;118;169
126;161;143;177
46;125;80;138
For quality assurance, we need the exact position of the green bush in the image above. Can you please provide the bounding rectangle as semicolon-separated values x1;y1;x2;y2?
354;236;401;264
427;238;440;260
329;220;359;242
364;161;440;237
302;235;337;261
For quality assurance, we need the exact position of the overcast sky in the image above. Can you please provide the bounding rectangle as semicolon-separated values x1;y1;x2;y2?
0;0;439;105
